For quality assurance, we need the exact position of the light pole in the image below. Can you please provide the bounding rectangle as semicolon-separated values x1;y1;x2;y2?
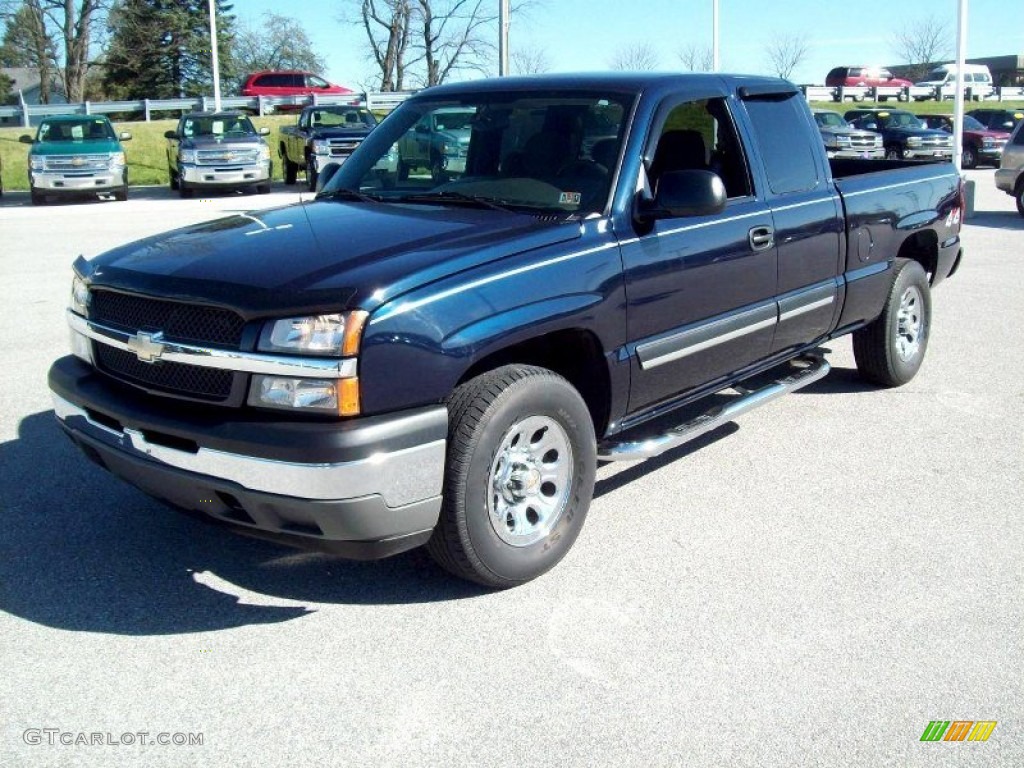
712;0;720;71
499;0;510;76
209;0;222;110
952;0;967;172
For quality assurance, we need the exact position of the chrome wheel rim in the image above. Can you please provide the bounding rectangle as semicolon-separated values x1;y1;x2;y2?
487;415;573;547
895;285;924;361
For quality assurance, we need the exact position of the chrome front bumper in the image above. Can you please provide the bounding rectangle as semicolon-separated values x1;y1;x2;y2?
31;170;123;192
180;162;271;186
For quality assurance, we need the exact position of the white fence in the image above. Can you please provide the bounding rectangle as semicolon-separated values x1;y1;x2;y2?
0;91;415;127
802;84;1024;104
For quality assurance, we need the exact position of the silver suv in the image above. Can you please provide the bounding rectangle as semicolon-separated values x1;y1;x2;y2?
995;121;1024;217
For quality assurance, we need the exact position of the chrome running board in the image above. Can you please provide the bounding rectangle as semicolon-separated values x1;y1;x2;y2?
597;355;831;461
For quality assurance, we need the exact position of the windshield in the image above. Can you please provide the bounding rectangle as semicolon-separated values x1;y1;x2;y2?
815;112;847;128
38;118;115;142
182;115;257;138
321;90;634;216
309;107;376;128
878;112;924;129
962;115;986;131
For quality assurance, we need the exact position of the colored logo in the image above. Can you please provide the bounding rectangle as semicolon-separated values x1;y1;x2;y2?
920;721;997;742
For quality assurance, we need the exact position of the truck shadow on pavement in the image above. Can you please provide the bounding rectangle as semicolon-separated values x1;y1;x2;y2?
966;209;1024;231
0;411;487;636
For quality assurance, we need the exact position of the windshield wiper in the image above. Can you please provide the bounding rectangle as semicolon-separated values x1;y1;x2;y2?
390;191;519;212
316;187;383;203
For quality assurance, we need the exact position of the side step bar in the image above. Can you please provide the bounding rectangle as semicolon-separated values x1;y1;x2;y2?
597;355;831;462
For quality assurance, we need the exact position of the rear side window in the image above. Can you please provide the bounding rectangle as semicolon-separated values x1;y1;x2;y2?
743;93;819;195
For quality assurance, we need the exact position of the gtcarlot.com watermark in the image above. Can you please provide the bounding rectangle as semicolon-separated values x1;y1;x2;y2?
23;729;203;747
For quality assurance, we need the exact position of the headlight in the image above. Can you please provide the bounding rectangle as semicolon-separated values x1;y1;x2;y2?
109;152;126;168
258;144;271;161
252;312;367;415
835;135;851;145
982;137;995;147
179;149;197;164
312;140;329;156
30;156;44;171
70;275;90;316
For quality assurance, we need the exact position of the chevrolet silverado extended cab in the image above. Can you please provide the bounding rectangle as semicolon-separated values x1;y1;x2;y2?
20;115;131;205
279;105;383;191
50;74;964;587
165;112;272;198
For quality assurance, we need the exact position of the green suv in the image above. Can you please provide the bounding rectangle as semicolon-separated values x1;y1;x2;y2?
20;115;131;205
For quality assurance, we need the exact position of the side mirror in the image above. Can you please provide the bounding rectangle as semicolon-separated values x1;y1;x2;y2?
119;131;132;141
259;127;270;135
164;130;178;139
640;170;727;221
19;134;33;144
316;163;342;193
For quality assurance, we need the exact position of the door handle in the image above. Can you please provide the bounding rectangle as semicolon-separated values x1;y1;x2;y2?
749;226;775;251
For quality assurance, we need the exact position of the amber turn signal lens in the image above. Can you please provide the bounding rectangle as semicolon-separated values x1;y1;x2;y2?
342;311;368;357
338;377;360;416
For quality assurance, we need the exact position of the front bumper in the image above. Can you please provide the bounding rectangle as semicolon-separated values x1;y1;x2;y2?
826;147;884;159
31;169;124;193
902;147;954;160
994;167;1019;194
49;356;447;558
180;161;271;187
977;147;1004;165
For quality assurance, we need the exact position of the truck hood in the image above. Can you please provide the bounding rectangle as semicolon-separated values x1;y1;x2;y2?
80;201;582;319
179;134;265;150
31;139;121;156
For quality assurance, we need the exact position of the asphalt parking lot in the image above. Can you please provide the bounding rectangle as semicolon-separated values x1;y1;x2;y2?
0;174;1021;768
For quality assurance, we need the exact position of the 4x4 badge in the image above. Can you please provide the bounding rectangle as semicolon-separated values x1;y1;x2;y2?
127;331;165;363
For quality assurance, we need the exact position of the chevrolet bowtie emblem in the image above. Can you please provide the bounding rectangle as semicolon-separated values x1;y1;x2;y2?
127;331;165;363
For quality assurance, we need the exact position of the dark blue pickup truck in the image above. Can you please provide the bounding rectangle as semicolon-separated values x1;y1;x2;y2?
49;74;964;587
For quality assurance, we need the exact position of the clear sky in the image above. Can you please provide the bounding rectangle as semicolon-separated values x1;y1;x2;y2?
236;0;1024;91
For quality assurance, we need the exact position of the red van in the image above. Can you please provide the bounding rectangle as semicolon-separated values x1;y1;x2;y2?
240;71;353;98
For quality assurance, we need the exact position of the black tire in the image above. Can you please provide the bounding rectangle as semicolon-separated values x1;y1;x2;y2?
430;154;447;183
1016;181;1024;218
284;157;297;185
179;181;192;199
427;365;597;588
114;186;128;201
885;145;901;161
961;144;978;169
397;159;410;180
30;190;45;206
256;182;271;195
852;259;931;387
897;91;909;102
307;167;317;192
169;169;179;191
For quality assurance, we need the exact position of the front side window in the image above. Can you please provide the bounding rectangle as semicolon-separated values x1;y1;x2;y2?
646;97;751;200
307;75;329;88
324;90;634;217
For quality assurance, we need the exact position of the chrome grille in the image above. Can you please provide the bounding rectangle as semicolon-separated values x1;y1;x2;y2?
90;291;245;347
44;155;110;172
328;138;362;157
196;148;259;165
849;135;879;148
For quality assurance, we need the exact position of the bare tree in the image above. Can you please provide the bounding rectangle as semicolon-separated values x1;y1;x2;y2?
510;43;548;75
678;43;712;72
36;0;108;102
351;0;414;91
0;1;57;102
608;42;659;71
416;0;498;86
763;33;808;80
892;15;952;81
236;13;327;75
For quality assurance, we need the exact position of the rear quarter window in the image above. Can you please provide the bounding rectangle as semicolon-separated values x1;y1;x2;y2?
743;94;820;195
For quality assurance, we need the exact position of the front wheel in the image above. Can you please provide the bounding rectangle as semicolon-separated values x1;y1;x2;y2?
30;190;45;206
283;157;297;185
885;146;901;161
307;167;318;192
427;365;596;588
114;186;128;201
961;145;978;169
1015;181;1024;218
852;259;931;387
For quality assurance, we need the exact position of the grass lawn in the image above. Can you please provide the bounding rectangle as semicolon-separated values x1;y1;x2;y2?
2;100;1022;192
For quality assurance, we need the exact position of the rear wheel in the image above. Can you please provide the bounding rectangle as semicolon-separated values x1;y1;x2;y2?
1015;181;1024;218
427;365;596;588
853;259;931;387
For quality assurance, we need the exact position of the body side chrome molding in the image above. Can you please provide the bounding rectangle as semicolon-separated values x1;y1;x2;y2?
68;311;357;379
636;303;777;371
